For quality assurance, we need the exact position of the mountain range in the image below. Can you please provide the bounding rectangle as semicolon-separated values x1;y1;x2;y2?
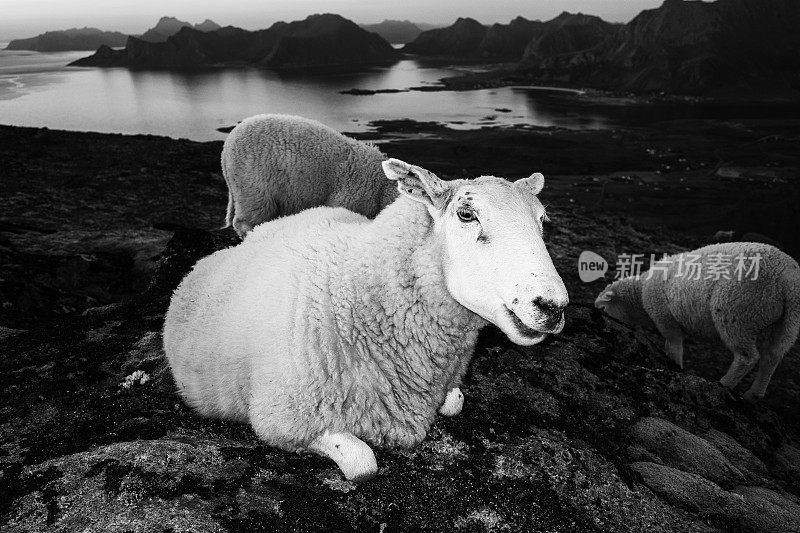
70;14;399;70
31;0;800;97
5;17;222;52
404;0;800;97
402;14;619;62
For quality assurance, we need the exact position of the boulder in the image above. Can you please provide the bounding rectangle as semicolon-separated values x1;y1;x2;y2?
631;417;744;488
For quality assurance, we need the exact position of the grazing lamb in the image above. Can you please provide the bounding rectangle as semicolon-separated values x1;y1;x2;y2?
221;114;398;238
165;158;568;481
595;243;800;401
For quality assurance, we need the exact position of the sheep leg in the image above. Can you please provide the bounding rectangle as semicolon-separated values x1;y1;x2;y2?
719;345;759;390
438;387;464;417
308;431;377;482
664;336;685;369
743;348;783;402
649;312;685;368
232;216;253;239
233;196;278;238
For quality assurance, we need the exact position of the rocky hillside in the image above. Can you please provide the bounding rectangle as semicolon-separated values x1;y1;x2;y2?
4;225;800;532
5;27;129;52
401;0;800;97
519;13;617;68
402;17;489;58
402;13;615;62
1;121;800;531
139;16;221;43
518;0;800;96
70;14;399;70
479;16;547;60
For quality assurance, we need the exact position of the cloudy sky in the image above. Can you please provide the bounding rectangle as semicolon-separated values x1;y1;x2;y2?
0;0;666;40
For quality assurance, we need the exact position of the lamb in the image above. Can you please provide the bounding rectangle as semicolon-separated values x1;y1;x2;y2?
594;242;800;401
221;114;398;238
164;158;568;481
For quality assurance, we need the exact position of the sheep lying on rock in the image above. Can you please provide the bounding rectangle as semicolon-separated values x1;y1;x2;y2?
164;158;568;481
595;243;800;401
222;114;398;238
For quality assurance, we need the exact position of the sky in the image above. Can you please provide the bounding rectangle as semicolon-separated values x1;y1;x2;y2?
0;0;667;41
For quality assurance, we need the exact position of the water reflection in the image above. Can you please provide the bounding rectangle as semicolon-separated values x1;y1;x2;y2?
3;49;800;141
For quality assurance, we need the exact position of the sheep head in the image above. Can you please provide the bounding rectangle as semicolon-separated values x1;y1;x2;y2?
595;277;652;328
382;158;568;346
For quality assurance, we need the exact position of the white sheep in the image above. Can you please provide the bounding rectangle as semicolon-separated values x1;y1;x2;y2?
164;158;568;481
221;114;398;238
595;242;800;401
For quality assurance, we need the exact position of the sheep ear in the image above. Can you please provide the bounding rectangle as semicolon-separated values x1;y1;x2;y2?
515;172;545;196
594;290;615;307
382;158;451;210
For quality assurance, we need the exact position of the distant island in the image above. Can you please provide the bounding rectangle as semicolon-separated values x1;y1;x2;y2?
55;0;800;98
359;20;439;45
5;28;129;52
5;16;222;52
70;14;399;70
403;0;800;98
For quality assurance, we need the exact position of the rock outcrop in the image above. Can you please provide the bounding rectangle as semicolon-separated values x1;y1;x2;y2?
3;225;800;531
2;122;800;531
70;14;398;70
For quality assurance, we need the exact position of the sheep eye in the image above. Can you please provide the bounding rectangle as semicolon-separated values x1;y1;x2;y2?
457;208;476;223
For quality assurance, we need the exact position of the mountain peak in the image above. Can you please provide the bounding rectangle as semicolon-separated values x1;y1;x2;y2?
155;16;183;26
555;11;583;20
140;16;221;42
194;19;221;32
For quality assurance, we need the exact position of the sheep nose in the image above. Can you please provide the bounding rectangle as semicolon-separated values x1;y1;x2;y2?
533;297;565;325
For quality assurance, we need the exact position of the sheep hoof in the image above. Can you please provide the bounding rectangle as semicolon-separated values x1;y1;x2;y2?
717;382;740;402
438;387;464;417
308;432;378;482
742;390;763;403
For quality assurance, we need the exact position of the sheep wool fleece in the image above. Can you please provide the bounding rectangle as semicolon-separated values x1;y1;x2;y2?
222;114;398;233
641;243;800;346
164;197;487;452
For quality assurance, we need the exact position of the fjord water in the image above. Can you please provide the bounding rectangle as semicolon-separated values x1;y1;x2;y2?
2;47;799;141
0;47;594;140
